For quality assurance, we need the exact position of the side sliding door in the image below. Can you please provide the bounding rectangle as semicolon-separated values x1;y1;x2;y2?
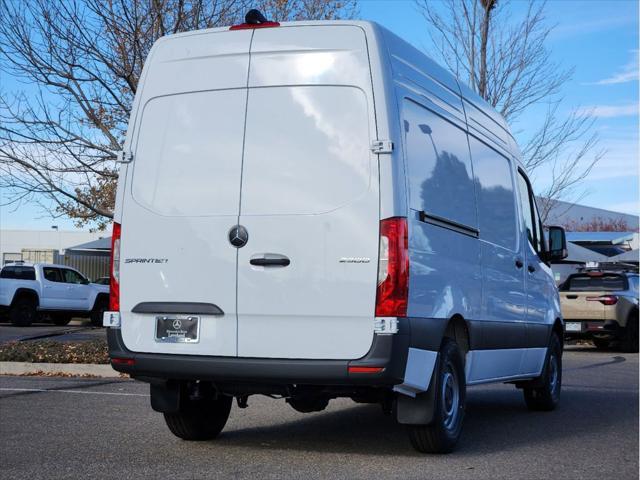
465;136;527;384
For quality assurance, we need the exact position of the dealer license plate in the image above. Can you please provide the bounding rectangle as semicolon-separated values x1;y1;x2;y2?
565;322;582;333
155;316;200;343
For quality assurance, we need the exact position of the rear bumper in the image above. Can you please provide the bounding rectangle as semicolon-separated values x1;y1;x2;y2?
564;320;621;339
107;328;410;386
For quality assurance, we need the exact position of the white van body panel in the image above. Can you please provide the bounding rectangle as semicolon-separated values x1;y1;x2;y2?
119;23;382;359
236;26;379;359
236;86;378;359
114;20;561;381
118;30;253;356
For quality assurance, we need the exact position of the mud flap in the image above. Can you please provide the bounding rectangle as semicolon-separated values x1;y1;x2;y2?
394;348;440;425
150;381;181;413
395;354;439;425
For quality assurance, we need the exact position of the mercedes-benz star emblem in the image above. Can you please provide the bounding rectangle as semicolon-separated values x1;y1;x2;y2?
229;225;248;248
172;319;182;330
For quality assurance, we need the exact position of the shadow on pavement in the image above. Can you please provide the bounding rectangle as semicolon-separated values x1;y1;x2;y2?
217;384;637;456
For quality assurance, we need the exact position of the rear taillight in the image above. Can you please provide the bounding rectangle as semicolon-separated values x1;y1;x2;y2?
109;222;121;311
375;217;409;317
587;295;618;306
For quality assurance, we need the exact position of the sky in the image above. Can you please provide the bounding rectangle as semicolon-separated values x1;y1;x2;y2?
359;0;639;216
1;0;638;231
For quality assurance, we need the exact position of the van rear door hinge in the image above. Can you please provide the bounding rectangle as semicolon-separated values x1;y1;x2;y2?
370;140;394;154
116;150;134;163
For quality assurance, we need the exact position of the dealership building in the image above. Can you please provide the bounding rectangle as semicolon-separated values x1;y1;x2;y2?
0;229;110;280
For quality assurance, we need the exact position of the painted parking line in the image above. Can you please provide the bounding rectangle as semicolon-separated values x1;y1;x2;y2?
0;387;148;397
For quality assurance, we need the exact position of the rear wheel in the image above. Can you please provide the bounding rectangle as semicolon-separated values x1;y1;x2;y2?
621;311;638;353
90;296;108;327
523;333;562;411
10;297;37;327
407;338;466;454
592;338;610;350
163;395;232;441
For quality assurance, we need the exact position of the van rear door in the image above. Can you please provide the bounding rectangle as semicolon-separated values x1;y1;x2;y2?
235;27;379;360
119;30;252;356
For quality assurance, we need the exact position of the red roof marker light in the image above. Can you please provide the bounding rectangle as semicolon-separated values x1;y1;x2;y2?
230;21;280;30
230;9;280;30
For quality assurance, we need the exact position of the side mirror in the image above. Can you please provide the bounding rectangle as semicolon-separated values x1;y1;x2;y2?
546;226;568;262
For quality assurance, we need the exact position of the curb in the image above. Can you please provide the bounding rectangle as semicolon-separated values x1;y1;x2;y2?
0;362;120;378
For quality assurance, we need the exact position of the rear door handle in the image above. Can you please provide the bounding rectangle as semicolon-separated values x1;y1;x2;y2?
250;254;290;267
566;295;578;299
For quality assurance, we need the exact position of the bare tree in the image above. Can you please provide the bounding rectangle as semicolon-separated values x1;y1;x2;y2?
256;0;357;20
0;0;357;230
415;0;603;222
561;217;632;233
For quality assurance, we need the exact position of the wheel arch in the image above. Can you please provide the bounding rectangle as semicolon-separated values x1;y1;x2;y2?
11;288;39;308
92;292;109;311
442;314;471;362
552;318;564;349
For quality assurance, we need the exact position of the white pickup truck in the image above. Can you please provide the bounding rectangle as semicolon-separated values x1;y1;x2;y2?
0;263;109;326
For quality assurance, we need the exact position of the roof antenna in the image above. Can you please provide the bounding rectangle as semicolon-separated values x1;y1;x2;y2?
245;9;269;25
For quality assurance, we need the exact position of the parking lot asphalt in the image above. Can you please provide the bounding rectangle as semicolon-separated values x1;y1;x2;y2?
0;321;104;343
0;345;637;480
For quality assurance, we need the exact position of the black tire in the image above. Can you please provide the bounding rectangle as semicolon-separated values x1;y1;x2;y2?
523;333;562;411
51;314;72;326
407;338;466;454
90;296;108;327
163;395;232;441
9;297;37;327
592;338;610;350
621;311;638;353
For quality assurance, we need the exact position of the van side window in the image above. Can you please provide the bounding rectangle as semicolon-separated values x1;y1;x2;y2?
531;195;545;253
517;170;544;254
468;137;517;250
402;99;477;230
517;172;536;247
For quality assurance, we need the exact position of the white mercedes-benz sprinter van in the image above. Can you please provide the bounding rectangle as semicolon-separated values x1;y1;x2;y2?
105;11;568;453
